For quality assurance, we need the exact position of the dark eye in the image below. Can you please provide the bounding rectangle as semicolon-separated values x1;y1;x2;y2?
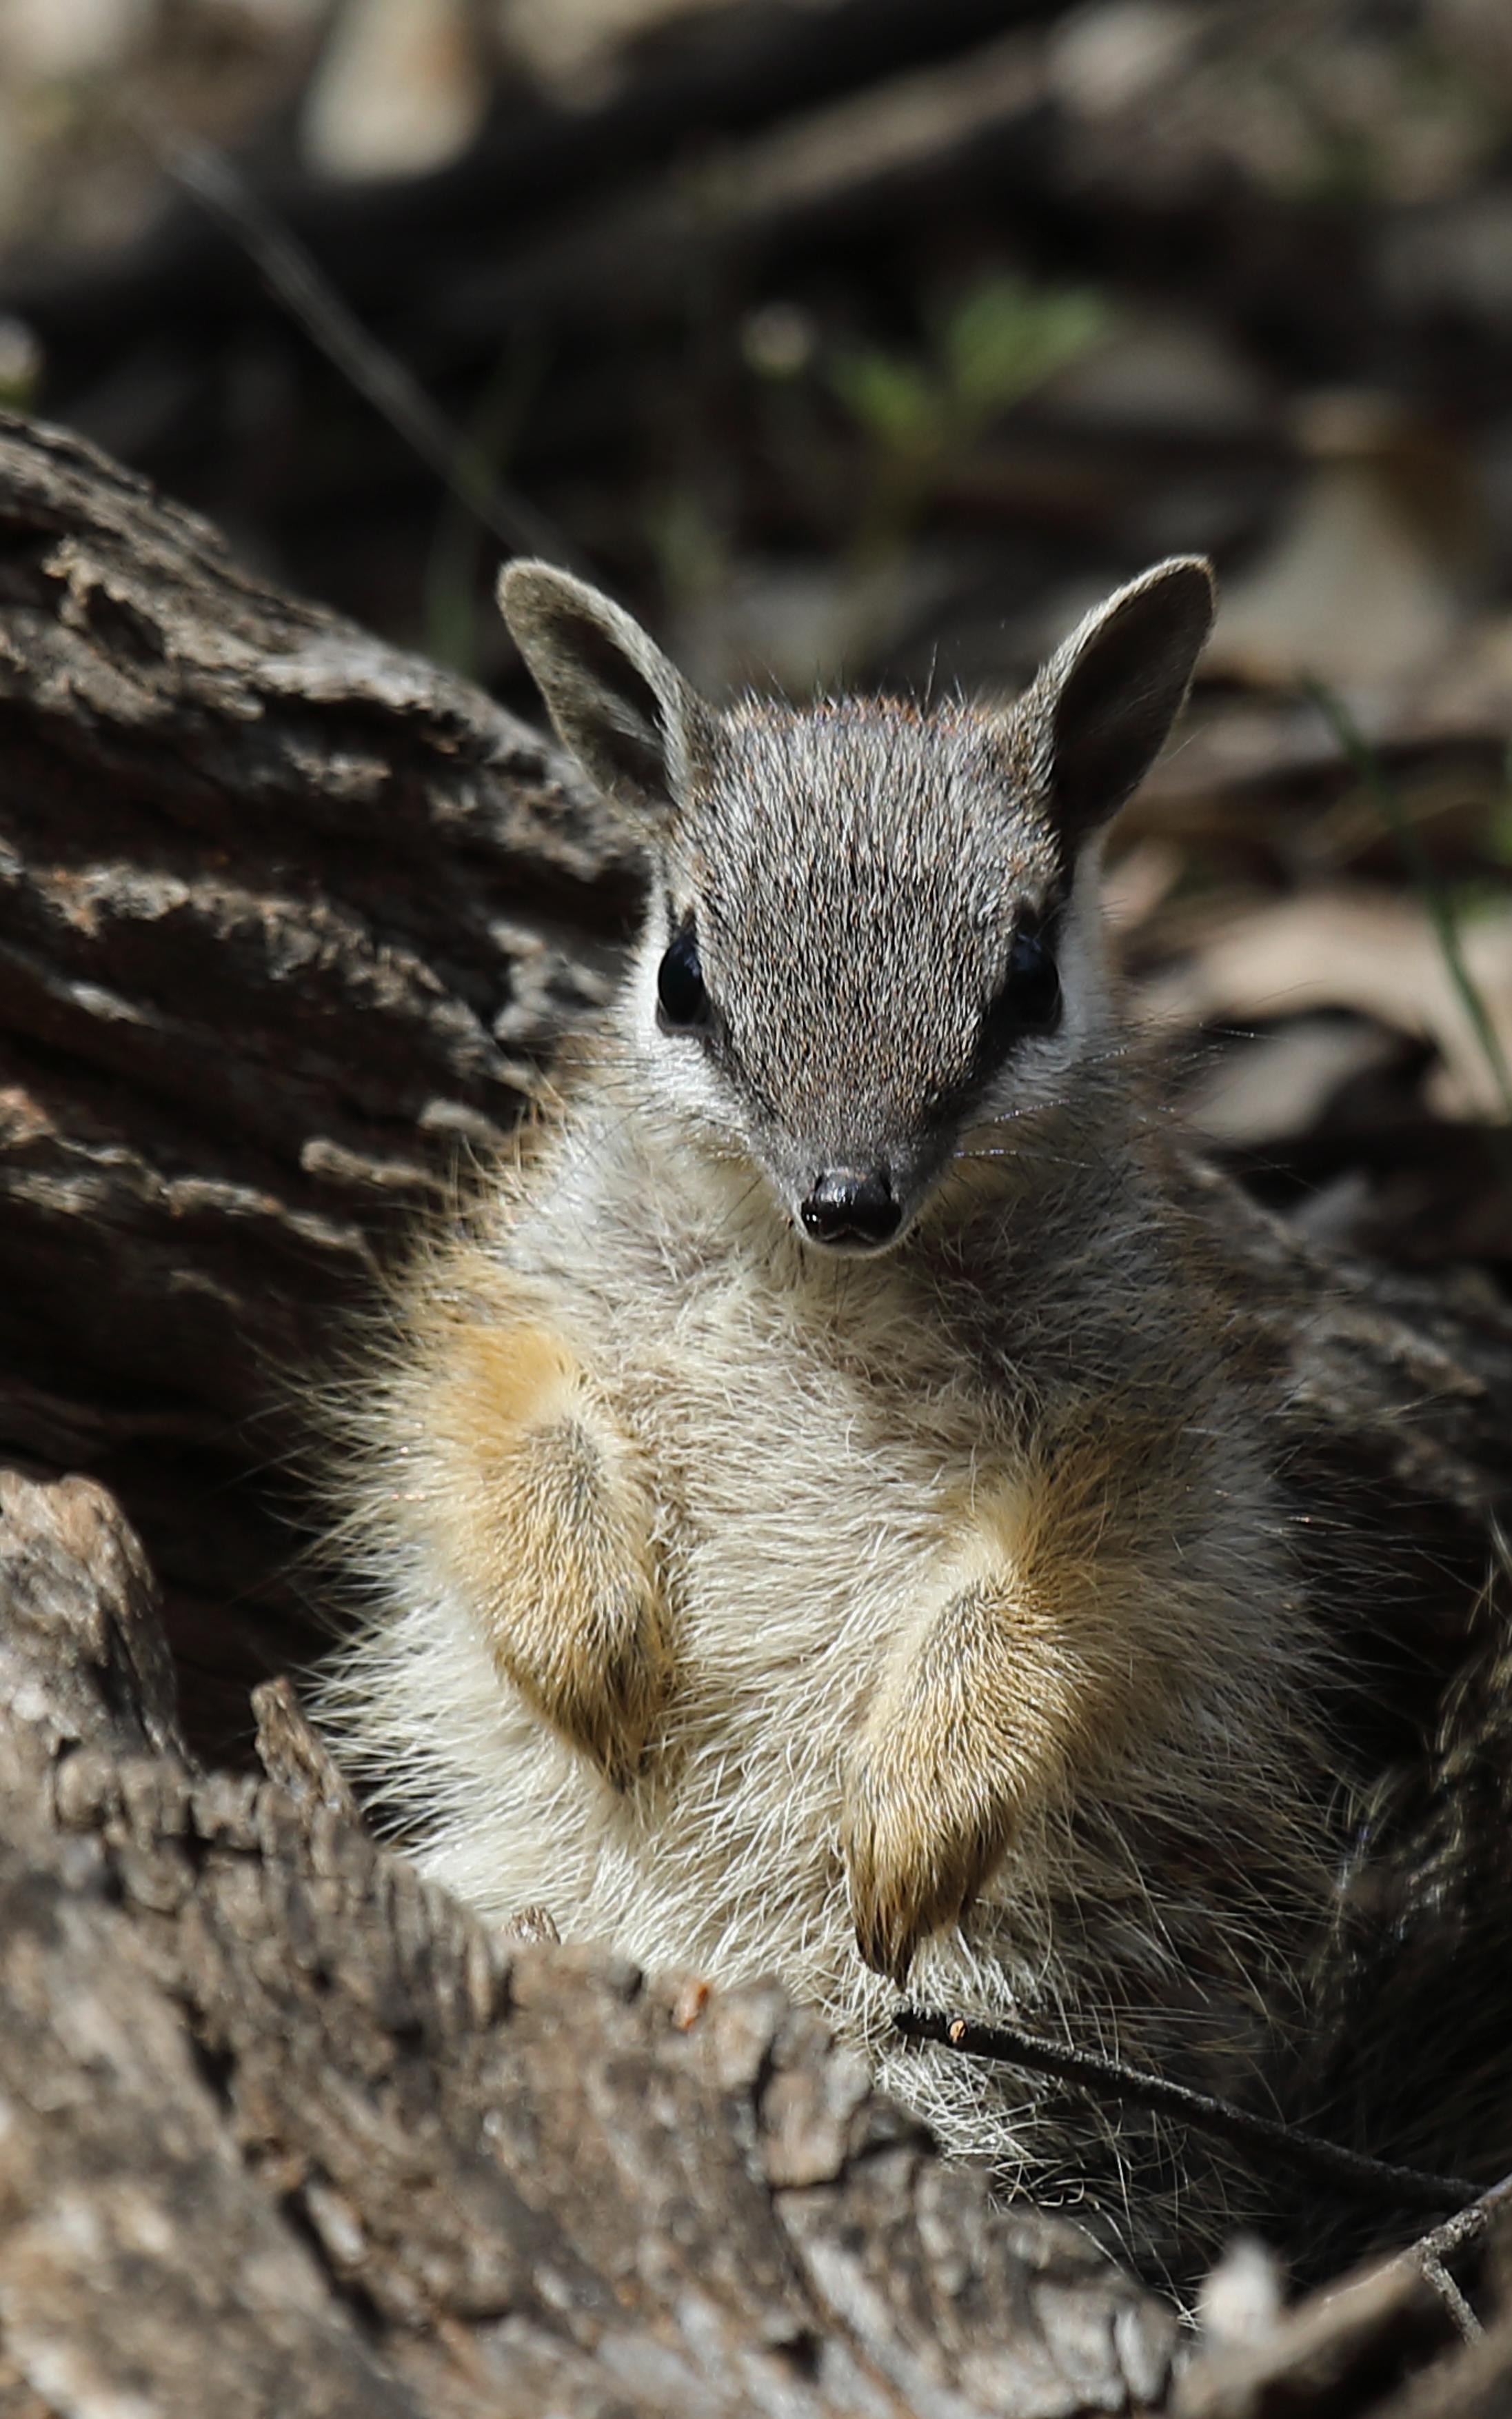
656;921;710;1032
1003;925;1061;1027
982;921;1062;1051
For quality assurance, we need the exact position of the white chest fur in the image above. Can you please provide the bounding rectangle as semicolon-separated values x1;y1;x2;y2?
476;1196;1015;1996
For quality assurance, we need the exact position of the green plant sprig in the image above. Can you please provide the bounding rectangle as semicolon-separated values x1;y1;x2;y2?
827;273;1112;567
1304;676;1512;1125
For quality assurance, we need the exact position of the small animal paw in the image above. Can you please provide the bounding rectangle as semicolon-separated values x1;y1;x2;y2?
840;1740;1014;1985
423;1314;674;1787
503;1903;561;1944
532;1563;673;1787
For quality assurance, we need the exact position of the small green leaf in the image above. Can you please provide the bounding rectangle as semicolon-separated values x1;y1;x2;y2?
827;349;940;454
943;275;1111;419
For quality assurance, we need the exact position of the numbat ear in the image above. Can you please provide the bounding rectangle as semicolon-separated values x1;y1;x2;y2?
498;561;712;830
1027;556;1216;854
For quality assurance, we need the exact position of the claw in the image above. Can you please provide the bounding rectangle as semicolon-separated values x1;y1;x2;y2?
842;1747;1011;1985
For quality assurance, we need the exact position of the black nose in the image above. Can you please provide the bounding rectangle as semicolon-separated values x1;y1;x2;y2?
800;1169;900;1247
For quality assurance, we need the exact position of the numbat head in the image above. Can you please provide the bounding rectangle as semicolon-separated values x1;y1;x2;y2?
321;556;1346;2284
502;556;1213;1251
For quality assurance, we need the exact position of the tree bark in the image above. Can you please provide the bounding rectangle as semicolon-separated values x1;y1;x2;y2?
6;1458;1508;2419
0;408;640;1745
0;1455;1504;2413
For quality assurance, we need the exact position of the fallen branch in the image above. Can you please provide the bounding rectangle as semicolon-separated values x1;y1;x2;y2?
1400;2172;1512;2344
894;2007;1478;2216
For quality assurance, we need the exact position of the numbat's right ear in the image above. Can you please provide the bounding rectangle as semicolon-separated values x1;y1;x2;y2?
498;561;711;830
1027;555;1216;856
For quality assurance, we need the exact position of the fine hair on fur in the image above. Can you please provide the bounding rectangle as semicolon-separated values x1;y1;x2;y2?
318;555;1369;2280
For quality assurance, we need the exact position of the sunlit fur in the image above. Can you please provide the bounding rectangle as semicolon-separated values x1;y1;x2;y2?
316;559;1333;2278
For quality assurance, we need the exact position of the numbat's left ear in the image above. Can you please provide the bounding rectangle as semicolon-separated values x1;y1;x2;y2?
498;561;712;832
1027;556;1216;854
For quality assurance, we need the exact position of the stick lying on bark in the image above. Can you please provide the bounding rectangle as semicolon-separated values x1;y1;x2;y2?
895;2009;1479;2215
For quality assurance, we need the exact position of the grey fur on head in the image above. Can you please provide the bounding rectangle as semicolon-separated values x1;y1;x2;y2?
498;555;1216;1249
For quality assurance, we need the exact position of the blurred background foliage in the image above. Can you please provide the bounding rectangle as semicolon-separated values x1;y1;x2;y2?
5;0;1512;1266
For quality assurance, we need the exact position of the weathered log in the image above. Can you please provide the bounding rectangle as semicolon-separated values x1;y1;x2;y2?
0;407;638;1745
1;1456;1509;2413
1174;2243;1511;2418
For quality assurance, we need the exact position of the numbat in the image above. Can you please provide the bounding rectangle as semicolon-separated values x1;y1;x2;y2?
322;556;1336;2271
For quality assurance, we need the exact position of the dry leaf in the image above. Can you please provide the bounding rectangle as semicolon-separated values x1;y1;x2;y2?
1142;889;1512;1121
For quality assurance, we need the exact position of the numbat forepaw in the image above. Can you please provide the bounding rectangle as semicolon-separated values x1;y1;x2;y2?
521;1574;674;1788
840;1749;1011;1985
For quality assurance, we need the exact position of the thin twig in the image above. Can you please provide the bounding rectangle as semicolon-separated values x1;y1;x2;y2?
1398;2173;1512;2344
894;2007;1476;2214
1417;2251;1481;2344
1408;2170;1512;2274
150;131;579;573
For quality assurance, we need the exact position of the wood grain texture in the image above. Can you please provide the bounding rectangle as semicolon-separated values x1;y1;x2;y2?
0;408;637;1743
